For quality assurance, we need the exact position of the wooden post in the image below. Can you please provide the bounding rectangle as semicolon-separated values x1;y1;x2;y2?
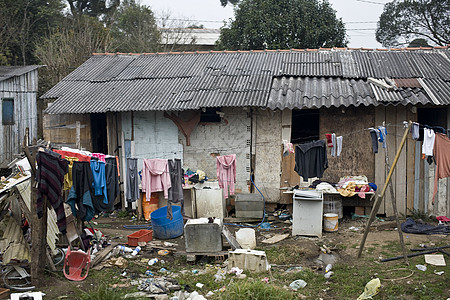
76;121;81;150
24;145;48;285
358;121;411;259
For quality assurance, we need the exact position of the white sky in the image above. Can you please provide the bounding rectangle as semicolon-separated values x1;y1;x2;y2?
144;0;393;49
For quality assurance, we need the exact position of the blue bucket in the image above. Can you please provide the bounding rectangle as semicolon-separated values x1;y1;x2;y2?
150;206;183;239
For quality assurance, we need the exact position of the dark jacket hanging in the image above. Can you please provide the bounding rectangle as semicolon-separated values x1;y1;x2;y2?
167;158;184;219
126;158;139;202
294;140;328;181
66;161;95;221
36;151;68;234
92;157;120;213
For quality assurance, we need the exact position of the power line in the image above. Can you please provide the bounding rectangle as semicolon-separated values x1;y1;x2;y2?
355;0;386;5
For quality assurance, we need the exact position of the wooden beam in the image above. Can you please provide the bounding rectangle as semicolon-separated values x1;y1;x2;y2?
358;121;411;259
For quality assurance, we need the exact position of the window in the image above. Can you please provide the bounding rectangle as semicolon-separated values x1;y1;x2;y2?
2;98;14;125
200;108;222;123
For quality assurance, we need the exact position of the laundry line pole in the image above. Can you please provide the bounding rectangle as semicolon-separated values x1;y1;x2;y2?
358;121;411;260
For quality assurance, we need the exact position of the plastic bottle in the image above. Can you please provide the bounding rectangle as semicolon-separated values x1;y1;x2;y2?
131;246;141;256
148;258;159;265
325;264;332;272
117;245;133;253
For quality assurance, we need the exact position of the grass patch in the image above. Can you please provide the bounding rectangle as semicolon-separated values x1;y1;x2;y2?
77;284;138;300
214;279;297;300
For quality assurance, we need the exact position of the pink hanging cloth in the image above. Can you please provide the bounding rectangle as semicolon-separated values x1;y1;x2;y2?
92;153;106;162
216;154;236;199
142;159;171;200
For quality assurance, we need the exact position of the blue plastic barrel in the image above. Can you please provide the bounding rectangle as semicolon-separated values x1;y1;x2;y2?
150;206;184;239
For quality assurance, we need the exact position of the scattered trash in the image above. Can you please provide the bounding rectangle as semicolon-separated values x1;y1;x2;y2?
285;266;303;273
261;277;269;283
145;270;153;276
117;245;133;254
324;271;334;279
108;257;128;268
187;291;207;300
416;264;427;272
160;268;168;273
192;269;199;274
357;278;381;300
314;253;338;267
289;279;307;290
131;246;141;256
206;291;214;297
434;270;444;275
10;292;45;300
148;258;159;266
424;254;446;266
228;267;244;276
158;249;170;256
195;283;204;289
325;264;333;272
261;233;289;244
235;228;256;249
260;222;271;229
349;226;360;231
137;277;181;294
214;269;226;282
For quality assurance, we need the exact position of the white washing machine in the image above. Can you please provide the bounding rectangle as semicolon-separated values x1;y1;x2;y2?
292;189;323;237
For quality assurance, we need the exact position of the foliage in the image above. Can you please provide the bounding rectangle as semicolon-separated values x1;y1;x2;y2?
216;280;297;300
220;0;240;6
67;0;120;20
110;0;160;53
216;0;347;50
0;0;65;65
376;0;450;47
408;38;431;48
35;16;113;93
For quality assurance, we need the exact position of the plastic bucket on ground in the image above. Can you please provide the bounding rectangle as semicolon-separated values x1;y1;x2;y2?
151;206;184;239
323;213;339;232
142;192;159;221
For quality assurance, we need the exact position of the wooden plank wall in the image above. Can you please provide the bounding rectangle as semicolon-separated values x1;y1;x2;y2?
43;113;92;151
374;105;418;216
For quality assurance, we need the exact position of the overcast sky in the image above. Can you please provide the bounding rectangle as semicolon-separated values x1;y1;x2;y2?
144;0;393;49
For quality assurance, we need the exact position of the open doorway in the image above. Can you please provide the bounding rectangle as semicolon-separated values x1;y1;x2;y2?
291;109;320;143
90;113;107;154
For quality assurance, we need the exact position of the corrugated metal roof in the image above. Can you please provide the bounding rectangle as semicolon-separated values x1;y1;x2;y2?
0;65;44;82
42;48;450;113
420;78;450;105
268;76;430;110
393;78;422;88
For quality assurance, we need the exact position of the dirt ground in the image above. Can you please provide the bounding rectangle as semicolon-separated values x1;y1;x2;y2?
32;215;449;299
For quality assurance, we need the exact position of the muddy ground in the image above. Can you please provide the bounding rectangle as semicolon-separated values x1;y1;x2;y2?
32;215;450;299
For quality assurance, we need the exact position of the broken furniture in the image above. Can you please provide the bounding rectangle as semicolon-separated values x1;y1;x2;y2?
228;249;270;272
292;189;323;237
63;246;91;281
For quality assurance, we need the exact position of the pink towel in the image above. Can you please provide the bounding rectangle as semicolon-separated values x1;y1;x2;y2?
142;159;171;200
92;153;106;162
216;154;236;199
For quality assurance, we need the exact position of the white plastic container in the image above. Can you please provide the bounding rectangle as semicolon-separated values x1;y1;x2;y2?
228;249;270;273
323;213;339;232
235;228;256;249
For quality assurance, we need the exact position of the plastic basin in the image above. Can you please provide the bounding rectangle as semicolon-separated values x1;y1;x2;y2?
151;206;183;239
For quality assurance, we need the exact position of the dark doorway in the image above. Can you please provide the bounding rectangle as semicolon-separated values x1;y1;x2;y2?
90;113;107;154
417;107;447;141
291;109;320;143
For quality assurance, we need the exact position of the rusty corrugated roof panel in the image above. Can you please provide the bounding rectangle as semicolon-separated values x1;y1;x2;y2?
393;78;422;88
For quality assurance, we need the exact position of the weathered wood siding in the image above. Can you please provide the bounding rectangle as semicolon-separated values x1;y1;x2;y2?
0;70;38;167
43;113;92;151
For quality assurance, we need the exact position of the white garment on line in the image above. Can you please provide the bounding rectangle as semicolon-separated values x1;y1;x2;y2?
422;128;435;156
336;136;343;157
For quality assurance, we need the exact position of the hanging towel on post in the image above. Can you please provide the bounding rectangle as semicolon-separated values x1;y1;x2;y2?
142;159;171;199
167;159;184;219
216;154;236;199
432;133;450;204
126;158;139;202
36;151;68;234
90;160;108;204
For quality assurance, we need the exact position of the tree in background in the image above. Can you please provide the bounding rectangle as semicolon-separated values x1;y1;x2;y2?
0;0;65;65
408;38;431;48
376;0;450;47
216;0;347;50
68;0;120;20
220;0;240;6
110;0;160;53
